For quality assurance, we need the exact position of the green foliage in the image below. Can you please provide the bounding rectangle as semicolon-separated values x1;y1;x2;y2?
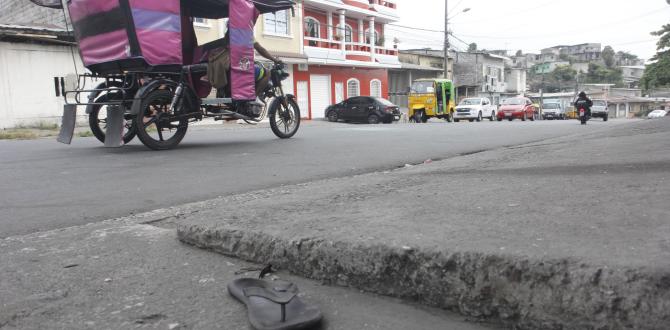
602;46;615;68
641;24;670;90
651;24;670;60
468;43;477;52
551;65;577;83
641;55;670;90
585;63;623;86
515;49;523;57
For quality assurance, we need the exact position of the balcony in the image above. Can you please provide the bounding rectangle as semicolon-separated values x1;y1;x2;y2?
368;0;396;9
303;36;399;67
306;0;399;22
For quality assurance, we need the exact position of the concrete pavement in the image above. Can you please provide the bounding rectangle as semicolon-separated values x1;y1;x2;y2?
176;118;670;329
0;213;498;330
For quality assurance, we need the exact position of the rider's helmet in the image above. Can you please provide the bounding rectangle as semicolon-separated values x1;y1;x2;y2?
578;91;587;98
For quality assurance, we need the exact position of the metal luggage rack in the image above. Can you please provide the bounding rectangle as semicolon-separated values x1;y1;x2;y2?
55;73;141;106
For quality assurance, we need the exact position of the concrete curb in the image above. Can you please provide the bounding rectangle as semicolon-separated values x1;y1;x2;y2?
177;225;670;330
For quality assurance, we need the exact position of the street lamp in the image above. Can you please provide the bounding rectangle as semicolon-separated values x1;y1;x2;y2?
444;3;471;79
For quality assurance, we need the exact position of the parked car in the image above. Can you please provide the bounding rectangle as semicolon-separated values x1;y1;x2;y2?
454;97;497;122
542;101;567;120
591;99;609;121
647;109;668;119
325;97;401;124
497;97;536;121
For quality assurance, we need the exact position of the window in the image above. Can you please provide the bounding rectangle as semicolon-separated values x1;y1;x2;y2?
336;24;353;42
305;17;320;38
305;17;320;46
347;78;360;98
365;28;378;45
264;10;290;36
370;79;382;98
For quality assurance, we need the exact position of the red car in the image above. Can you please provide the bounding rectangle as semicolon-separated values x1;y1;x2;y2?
497;97;536;121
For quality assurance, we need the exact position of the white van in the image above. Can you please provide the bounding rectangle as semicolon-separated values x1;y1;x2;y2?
542;101;566;120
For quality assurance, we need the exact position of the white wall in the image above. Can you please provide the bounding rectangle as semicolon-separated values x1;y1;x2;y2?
0;41;87;129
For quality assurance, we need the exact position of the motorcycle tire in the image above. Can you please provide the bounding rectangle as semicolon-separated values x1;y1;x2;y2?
269;97;301;139
133;89;189;150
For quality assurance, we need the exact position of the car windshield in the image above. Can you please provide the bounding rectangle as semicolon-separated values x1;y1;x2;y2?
502;98;524;105
374;98;395;106
651;110;666;114
543;103;560;109
593;100;607;107
410;81;435;93
459;98;481;105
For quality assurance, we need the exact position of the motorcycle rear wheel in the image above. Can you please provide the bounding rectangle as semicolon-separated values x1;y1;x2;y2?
133;89;189;150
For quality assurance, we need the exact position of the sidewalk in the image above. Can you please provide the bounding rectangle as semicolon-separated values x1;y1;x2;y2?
0;212;497;329
176;119;670;329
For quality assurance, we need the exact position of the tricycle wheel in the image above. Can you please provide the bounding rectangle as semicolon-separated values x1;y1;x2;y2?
133;89;188;150
269;97;300;139
88;94;136;144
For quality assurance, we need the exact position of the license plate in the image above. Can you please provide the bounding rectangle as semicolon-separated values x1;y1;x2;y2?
505;113;512;117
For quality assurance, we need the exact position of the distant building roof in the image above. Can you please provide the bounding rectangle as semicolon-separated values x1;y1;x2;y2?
399;62;444;71
0;0;67;29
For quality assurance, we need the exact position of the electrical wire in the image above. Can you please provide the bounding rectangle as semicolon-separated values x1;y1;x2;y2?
60;0;79;77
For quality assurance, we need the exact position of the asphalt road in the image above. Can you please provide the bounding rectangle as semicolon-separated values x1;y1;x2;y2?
0;118;633;238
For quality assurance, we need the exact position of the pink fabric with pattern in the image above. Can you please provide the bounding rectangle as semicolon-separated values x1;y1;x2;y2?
68;0;120;22
229;0;256;101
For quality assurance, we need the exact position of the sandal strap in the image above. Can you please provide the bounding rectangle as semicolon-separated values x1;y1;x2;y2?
243;287;297;304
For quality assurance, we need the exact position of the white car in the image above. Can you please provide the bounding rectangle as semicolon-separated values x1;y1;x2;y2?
647;109;667;119
454;97;497;122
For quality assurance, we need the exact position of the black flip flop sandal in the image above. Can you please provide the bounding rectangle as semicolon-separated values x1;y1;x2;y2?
228;278;322;330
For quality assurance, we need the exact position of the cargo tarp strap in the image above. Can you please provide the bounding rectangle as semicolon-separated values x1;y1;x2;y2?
57;105;77;145
229;0;256;101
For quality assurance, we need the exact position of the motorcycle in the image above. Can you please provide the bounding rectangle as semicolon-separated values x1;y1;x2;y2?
33;0;298;150
579;107;590;125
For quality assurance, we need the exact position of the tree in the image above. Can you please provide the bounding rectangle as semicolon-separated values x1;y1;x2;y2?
602;46;615;68
551;65;578;89
641;24;670;90
515;49;523;57
468;43;477;52
586;63;623;86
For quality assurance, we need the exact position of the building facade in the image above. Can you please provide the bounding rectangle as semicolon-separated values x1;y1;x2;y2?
388;49;451;108
296;0;400;119
193;0;400;120
453;51;507;104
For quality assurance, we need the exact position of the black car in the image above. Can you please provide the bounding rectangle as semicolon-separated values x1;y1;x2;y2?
325;97;401;124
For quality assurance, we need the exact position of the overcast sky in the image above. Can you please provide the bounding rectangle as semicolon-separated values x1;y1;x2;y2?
386;0;670;61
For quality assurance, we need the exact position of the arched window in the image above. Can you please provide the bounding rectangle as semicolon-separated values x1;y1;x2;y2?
336;24;353;42
370;79;382;98
305;17;320;47
305;17;320;38
347;78;360;98
365;28;379;45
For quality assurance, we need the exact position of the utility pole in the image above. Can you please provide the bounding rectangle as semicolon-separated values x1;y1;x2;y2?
444;0;449;80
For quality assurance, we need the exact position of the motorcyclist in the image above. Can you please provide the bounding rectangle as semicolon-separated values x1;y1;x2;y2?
574;91;593;118
207;23;283;101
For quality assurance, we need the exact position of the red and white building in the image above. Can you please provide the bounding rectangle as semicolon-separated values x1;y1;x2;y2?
193;0;401;119
291;0;401;119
